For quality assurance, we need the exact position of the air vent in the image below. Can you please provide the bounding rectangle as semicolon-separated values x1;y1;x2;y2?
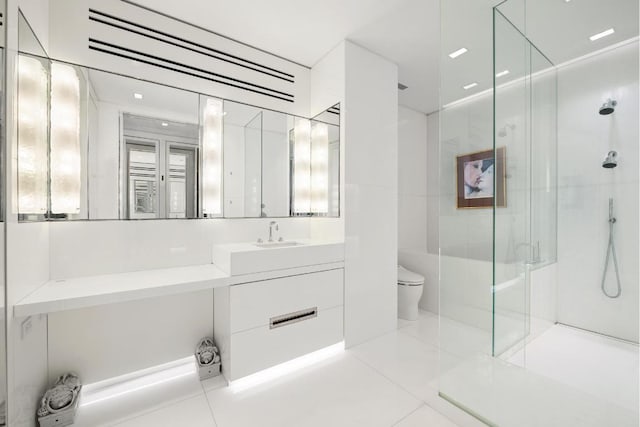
398;83;408;90
88;8;297;103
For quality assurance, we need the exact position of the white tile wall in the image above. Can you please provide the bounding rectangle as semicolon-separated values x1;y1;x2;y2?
556;41;639;342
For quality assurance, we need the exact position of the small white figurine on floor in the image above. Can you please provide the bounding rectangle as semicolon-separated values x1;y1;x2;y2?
37;373;82;427
195;337;221;380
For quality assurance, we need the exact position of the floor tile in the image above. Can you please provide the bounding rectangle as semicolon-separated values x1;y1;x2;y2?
398;310;439;348
394;405;459;427
206;352;422;427
113;395;216;427
349;331;443;400
509;324;639;413
439;354;639;427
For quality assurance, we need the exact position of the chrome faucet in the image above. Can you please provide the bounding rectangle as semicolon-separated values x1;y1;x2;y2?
268;221;279;242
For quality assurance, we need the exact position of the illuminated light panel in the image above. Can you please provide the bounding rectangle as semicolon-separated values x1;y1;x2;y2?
133;93;143;99
17;55;49;214
293;117;311;214
448;47;468;59
50;62;82;214
80;358;195;407
463;82;478;90
310;122;329;214
496;69;510;78
161;122;169;127
590;28;614;41
201;97;224;216
230;342;345;393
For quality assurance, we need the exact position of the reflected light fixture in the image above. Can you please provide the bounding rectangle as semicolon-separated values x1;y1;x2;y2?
134;92;143;99
50;62;82;214
17;55;49;214
201;97;223;216
310;122;329;214
463;82;478;90
448;47;468;59
590;28;614;41
496;70;510;78
293;117;311;214
161;122;169;127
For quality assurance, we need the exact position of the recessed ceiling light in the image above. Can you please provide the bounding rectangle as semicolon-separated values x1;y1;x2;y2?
449;48;468;59
134;93;143;99
463;82;478;90
496;70;510;78
161;122;169;127
590;28;615;41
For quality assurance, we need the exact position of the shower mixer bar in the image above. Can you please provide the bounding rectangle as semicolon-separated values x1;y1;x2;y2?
601;197;622;298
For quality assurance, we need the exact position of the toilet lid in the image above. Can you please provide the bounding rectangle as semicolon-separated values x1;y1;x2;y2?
398;266;424;285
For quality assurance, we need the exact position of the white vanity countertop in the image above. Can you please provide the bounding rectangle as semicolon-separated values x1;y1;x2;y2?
213;239;345;276
14;259;345;318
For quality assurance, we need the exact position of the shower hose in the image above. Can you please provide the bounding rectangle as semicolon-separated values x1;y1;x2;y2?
601;198;622;298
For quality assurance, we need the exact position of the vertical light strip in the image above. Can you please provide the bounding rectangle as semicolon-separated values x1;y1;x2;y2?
17;55;49;214
293;117;311;214
50;62;81;214
202;97;223;216
310;122;329;214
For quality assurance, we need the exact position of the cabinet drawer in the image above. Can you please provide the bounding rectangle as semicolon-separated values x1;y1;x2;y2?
229;305;343;380
229;268;343;334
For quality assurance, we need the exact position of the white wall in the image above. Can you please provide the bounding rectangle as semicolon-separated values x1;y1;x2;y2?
556;41;639;343
18;0;49;52
343;41;398;347
6;1;51;424
397;106;439;313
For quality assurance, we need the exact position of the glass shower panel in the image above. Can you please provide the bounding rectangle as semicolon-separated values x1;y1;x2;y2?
438;0;495;420
492;7;530;360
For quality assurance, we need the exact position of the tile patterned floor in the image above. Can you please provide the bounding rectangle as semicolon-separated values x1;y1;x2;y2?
73;311;639;427
74;310;473;427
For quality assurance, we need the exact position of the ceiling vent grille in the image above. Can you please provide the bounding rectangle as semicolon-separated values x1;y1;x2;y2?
88;8;296;103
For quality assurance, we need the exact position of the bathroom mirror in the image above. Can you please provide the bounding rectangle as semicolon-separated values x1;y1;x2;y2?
16;59;341;221
222;100;291;218
310;104;340;217
86;69;200;220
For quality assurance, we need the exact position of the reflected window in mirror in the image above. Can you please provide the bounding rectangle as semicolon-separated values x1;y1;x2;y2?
122;114;199;219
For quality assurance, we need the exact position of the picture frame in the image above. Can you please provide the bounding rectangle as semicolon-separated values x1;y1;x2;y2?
456;147;506;209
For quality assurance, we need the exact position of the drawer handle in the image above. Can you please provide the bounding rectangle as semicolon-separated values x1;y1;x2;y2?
270;307;318;329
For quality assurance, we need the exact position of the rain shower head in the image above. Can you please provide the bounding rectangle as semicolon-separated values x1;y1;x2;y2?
602;151;618;168
599;99;617;115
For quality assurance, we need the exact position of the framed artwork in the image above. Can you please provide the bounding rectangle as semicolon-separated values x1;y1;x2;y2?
456;147;506;209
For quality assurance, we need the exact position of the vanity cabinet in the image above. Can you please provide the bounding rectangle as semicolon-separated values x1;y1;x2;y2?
214;268;344;381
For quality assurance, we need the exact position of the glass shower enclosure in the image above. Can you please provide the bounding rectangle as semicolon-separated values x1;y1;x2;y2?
439;0;639;425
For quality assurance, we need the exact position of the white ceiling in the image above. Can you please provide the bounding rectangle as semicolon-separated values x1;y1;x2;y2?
129;0;638;115
129;0;441;114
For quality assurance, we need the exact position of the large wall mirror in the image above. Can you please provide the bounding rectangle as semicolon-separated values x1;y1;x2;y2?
15;55;340;221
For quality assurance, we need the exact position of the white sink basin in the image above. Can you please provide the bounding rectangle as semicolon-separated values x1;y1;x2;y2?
213;240;344;276
254;241;301;248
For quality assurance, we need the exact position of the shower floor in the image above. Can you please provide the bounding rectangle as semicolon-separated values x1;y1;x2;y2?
508;324;639;413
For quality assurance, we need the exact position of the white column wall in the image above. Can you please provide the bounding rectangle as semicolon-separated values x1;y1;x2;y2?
343;41;398;347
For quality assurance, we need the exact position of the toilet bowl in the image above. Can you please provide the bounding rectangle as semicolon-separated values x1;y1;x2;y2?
397;265;424;321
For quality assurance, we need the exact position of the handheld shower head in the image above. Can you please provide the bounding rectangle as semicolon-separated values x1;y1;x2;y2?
599;99;617;115
602;151;618;168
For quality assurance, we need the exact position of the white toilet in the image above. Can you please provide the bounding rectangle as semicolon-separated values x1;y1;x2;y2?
397;265;425;321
